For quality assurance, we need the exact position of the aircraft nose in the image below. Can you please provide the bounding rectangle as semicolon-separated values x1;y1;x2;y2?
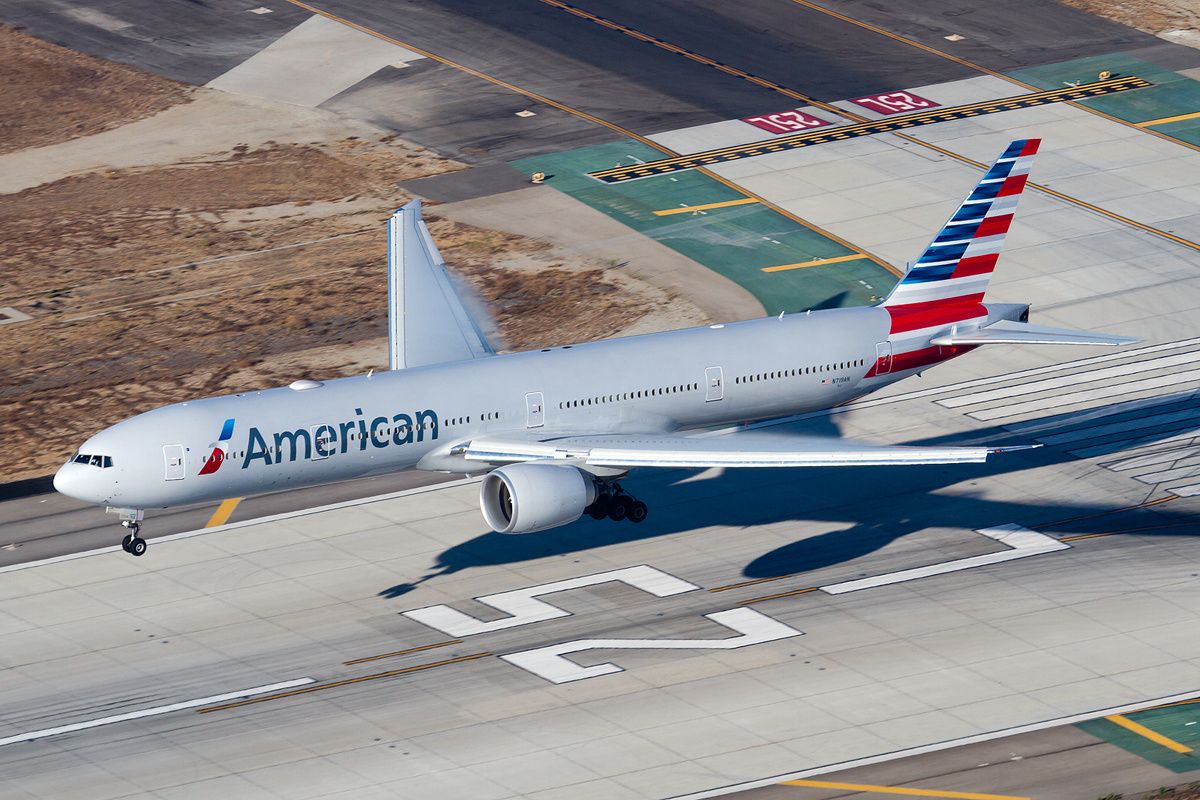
53;462;107;504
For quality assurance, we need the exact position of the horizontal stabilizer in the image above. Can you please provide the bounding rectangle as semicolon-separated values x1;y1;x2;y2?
464;432;1032;470
930;319;1136;347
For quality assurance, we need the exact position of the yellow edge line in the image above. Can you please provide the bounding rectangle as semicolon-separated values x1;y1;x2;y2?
653;198;759;216
205;498;242;528
1106;713;1194;753
782;779;1029;800
1137;111;1200;127
763;254;870;272
197;652;492;713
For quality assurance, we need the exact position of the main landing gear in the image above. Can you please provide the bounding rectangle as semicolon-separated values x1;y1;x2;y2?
120;521;147;557
585;483;648;524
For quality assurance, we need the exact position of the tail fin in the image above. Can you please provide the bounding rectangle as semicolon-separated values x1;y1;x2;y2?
883;138;1038;316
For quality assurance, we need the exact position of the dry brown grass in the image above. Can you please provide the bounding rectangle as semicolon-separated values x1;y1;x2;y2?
0;25;192;154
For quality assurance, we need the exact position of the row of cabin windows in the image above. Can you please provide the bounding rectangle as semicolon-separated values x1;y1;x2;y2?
735;359;866;385
559;383;700;410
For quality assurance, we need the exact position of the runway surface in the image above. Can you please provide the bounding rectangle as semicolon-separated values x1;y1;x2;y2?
4;2;1200;798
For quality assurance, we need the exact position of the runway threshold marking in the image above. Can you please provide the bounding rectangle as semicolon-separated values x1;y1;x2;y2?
588;75;1151;182
1105;713;1194;753
781;779;1029;800
1137;111;1200;127
784;0;1200;156
343;639;463;665
281;0;900;278
205;497;242;528
0;678;315;747
762;254;871;272
652;198;760;215
196;652;491;713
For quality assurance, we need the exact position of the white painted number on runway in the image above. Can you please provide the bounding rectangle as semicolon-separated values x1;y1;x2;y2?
850;91;939;115
403;565;699;636
501;607;802;684
741;109;832;134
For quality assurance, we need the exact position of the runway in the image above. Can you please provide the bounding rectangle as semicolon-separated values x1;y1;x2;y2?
4;1;1200;798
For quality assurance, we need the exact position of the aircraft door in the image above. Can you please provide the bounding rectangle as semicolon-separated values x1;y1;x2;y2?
163;444;186;481
705;366;724;402
525;391;545;428
875;342;893;375
310;424;332;460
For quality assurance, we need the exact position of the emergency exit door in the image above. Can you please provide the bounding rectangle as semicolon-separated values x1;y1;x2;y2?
525;391;545;427
705;366;724;402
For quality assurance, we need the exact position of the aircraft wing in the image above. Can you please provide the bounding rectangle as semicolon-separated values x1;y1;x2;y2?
930;320;1135;347
389;200;496;369
463;431;1033;470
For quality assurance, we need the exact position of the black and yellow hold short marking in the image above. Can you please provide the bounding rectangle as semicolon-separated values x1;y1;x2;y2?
589;76;1152;183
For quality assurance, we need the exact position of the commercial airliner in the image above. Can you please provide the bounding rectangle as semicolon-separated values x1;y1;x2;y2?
55;139;1133;555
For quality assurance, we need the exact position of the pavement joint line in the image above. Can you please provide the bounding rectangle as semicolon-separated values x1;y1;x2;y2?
652;198;759;216
1035;495;1177;528
282;0;899;277
1106;713;1194;753
196;652;493;713
204;497;242;528
1137;111;1200;127
0;475;483;574
780;779;1029;800
667;688;1200;799
343;639;463;665
1061;521;1199;542
762;254;870;272
0;678;316;747
783;0;1200;156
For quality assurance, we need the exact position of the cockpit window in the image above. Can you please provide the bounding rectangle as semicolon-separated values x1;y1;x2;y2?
72;453;113;468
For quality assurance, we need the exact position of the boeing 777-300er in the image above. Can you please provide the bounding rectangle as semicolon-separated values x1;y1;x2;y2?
56;139;1134;556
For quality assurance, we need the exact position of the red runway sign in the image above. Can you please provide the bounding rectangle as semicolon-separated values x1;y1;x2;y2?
741;109;832;134
849;91;940;115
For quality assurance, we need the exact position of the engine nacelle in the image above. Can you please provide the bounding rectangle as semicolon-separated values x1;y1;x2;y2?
480;463;598;534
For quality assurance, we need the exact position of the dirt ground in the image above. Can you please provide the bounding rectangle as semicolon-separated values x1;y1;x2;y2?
0;25;192;155
0;27;695;482
1058;0;1200;44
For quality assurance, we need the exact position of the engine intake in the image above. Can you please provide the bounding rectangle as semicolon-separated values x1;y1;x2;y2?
480;463;598;534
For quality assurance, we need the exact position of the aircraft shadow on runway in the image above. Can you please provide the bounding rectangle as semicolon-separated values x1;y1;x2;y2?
379;390;1200;598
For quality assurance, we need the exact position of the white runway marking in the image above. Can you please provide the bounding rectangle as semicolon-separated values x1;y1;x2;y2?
404;565;699;637
0;678;315;748
821;524;1069;595
969;368;1200;421
938;350;1200;408
500;608;802;684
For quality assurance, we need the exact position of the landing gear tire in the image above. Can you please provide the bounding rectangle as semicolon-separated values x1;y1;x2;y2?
627;500;648;524
121;533;133;550
586;496;609;520
127;537;147;557
608;495;630;522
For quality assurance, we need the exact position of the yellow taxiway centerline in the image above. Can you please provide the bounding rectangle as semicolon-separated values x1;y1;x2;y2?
653;198;760;216
1136;111;1200;127
762;254;871;272
1106;713;1194;753
782;779;1029;800
205;498;242;528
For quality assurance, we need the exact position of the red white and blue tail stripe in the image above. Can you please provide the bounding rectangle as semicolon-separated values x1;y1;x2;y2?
868;138;1039;376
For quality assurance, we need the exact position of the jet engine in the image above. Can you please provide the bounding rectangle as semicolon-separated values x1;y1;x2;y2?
479;463;598;534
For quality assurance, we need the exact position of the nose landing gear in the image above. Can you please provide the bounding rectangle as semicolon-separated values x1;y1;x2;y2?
120;521;148;557
585;483;649;525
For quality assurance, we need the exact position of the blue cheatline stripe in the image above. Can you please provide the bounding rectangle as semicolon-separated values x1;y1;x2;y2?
918;241;971;264
1000;140;1028;159
934;218;984;243
950;203;990;223
967;182;1003;201
219;418;235;441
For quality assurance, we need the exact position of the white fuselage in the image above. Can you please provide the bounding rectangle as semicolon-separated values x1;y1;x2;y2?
55;305;909;509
